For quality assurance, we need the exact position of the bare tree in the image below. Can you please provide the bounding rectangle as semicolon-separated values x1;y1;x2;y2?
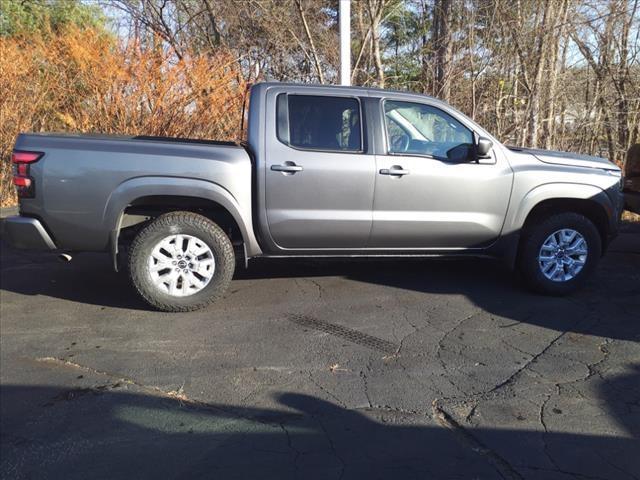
431;0;452;100
111;0;640;163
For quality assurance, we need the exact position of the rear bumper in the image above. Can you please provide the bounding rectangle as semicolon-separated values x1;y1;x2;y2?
3;216;56;250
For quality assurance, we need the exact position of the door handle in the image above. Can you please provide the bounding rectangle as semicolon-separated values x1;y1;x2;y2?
380;166;410;176
271;164;303;173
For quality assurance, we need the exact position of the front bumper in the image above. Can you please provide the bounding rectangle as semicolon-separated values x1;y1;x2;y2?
3;216;56;250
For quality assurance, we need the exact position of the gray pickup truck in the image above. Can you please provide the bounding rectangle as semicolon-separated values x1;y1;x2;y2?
6;82;624;311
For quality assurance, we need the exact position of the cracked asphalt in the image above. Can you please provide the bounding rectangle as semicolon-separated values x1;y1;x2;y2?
1;217;639;479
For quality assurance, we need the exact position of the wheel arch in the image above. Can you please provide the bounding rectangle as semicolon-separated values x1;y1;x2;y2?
508;183;615;243
105;177;262;270
521;198;610;248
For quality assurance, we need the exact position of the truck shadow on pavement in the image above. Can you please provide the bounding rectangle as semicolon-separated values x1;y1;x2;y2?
245;252;640;342
1;236;639;342
1;366;639;480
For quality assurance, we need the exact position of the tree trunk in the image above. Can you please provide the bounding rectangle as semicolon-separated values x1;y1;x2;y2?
432;0;452;101
294;0;325;84
367;0;386;87
544;0;570;149
526;0;553;148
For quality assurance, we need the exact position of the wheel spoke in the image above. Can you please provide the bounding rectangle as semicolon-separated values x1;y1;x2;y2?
194;259;215;277
159;237;176;255
567;230;577;243
150;261;171;273
181;235;189;254
152;248;171;260
147;233;215;297
167;275;179;295
566;238;587;255
187;271;206;287
192;244;210;257
567;262;579;277
538;228;588;283
181;273;192;292
562;229;576;245
185;237;196;256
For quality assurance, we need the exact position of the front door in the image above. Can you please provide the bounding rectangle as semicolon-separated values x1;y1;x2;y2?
265;93;375;249
369;99;513;249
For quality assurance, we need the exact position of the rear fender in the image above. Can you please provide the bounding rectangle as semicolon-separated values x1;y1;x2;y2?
104;177;262;269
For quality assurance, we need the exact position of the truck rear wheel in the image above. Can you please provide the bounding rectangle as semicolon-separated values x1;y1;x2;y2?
128;211;235;312
518;212;601;295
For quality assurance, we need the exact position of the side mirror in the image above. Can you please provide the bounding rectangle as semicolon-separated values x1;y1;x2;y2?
476;137;493;157
476;137;493;158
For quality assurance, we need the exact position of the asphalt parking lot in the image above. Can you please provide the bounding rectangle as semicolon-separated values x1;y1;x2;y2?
1;215;639;479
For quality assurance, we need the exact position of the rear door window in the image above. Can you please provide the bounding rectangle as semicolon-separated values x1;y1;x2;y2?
282;95;362;152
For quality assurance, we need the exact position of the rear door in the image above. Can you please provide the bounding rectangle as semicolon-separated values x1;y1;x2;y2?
264;92;375;249
369;98;513;249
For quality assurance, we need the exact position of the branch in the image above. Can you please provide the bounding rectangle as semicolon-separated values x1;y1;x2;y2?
294;0;325;83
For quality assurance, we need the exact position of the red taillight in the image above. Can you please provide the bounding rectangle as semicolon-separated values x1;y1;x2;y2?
12;150;43;198
12;151;42;164
13;177;32;187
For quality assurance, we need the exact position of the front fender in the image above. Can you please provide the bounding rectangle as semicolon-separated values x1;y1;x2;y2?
104;176;262;262
504;182;614;235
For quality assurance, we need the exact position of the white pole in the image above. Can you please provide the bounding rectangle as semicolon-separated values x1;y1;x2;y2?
339;0;351;86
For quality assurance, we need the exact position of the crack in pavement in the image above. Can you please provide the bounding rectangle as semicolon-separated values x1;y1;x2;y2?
316;416;346;480
306;370;347;408
499;339;537;358
35;357;161;394
432;399;524;480
359;357;373;408
468;316;582;401
33;357;299;428
594;450;640;480
532;338;639;480
291;277;324;302
391;300;454;359
428;308;633;479
279;423;301;476
434;309;483;376
353;404;422;416
305;278;324;301
538;393;564;474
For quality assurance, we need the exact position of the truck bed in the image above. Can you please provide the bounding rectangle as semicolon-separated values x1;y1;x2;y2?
14;132;253;252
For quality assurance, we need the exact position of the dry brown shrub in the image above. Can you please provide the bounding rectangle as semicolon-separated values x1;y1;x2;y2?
0;28;246;207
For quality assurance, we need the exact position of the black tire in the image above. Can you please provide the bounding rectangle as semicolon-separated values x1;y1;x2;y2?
128;211;235;312
518;212;601;295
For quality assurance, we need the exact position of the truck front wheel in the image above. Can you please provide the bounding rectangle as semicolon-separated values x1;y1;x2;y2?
128;211;235;312
518;212;601;295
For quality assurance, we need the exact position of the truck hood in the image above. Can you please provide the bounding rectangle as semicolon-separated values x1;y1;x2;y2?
507;146;621;172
